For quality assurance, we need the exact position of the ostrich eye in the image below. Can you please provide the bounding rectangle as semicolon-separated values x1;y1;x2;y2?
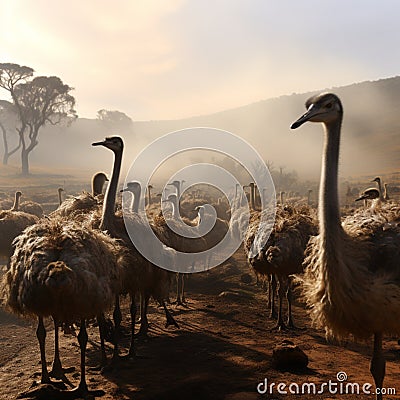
326;103;332;109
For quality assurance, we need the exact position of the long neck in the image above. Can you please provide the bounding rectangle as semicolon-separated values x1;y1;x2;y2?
249;184;255;210
171;199;179;219
58;190;63;206
100;150;122;231
319;118;343;241
131;188;140;213
11;193;20;211
92;177;104;196
384;184;388;200
377;180;384;201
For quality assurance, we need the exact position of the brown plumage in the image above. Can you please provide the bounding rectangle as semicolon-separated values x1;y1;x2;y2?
51;172;109;219
10;190;44;218
0;191;38;258
152;193;209;304
291;92;400;399
2;211;125;396
245;205;317;329
90;137;178;357
119;182;179;335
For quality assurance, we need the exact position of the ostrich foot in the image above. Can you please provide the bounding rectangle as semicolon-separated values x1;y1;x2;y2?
270;321;289;332
49;365;75;387
165;315;180;329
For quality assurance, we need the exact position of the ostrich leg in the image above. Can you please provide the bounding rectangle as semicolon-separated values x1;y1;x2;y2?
128;294;137;357
137;293;149;337
97;313;108;366
77;319;88;393
49;317;74;383
269;274;277;319
370;333;385;400
37;317;50;384
112;295;122;360
272;277;286;330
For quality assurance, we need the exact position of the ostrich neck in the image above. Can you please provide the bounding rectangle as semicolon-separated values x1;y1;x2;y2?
171;200;179;219
250;185;255;210
92;178;103;196
58;191;63;206
319;118;343;241
131;189;140;213
100;150;122;231
377;180;384;201
11;193;20;211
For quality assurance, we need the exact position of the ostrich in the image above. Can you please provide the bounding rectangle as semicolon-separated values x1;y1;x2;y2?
245;205;317;329
291;92;400;399
154;193;208;305
120;182;179;335
355;187;380;208
52;172;109;218
0;193;38;259
91;137;178;356
2;172;126;396
8;190;44;218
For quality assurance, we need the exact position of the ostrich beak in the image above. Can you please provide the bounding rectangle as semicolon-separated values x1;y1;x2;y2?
291;104;318;129
92;140;106;147
355;195;366;202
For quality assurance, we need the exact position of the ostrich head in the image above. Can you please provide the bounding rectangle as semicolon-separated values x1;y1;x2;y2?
57;187;64;194
355;188;380;202
120;181;141;195
92;136;124;153
291;93;343;129
371;177;381;184
168;180;180;190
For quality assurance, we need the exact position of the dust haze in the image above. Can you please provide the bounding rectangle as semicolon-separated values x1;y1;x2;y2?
1;77;400;195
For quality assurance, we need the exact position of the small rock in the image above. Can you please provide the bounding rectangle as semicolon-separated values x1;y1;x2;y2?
240;273;253;284
272;340;308;370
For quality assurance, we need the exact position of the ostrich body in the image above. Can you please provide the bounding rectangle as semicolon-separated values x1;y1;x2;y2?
245;205;317;329
51;172;109;218
154;193;208;305
91;137;177;356
0;192;38;258
8;191;44;218
120;182;179;335
291;92;400;399
2;165;125;397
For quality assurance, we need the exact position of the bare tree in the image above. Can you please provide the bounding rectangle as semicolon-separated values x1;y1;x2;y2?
0;100;20;165
0;64;76;175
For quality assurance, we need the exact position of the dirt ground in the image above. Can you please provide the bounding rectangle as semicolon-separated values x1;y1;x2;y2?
0;248;399;400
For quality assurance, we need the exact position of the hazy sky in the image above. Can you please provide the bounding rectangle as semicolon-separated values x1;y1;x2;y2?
1;0;399;120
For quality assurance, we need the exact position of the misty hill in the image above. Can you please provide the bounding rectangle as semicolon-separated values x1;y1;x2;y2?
5;76;400;181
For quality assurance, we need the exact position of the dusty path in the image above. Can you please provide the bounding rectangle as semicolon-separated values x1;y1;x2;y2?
0;250;399;400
